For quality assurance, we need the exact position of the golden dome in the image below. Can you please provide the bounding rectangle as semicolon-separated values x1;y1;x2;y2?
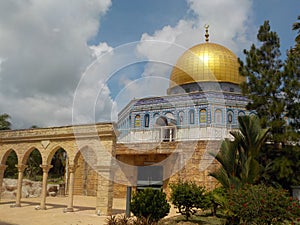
169;42;245;89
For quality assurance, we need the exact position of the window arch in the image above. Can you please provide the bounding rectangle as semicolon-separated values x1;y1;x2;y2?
178;111;184;126
135;114;141;128
227;111;234;124
238;111;246;117
199;109;207;123
215;109;223;124
144;114;150;128
189;109;195;124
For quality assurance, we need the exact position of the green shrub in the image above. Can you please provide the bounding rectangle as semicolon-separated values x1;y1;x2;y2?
130;188;170;223
226;184;300;224
205;187;227;216
170;181;208;220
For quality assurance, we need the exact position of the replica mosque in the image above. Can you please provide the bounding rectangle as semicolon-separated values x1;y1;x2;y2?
0;28;252;215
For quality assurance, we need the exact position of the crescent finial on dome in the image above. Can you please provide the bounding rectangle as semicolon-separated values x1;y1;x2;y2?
204;24;209;42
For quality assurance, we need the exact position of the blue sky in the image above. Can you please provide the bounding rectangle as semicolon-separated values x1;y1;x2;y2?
95;0;298;52
0;0;299;128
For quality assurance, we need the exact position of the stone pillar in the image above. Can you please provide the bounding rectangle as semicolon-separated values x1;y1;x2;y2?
96;167;114;216
0;164;8;202
15;164;27;207
65;164;78;212
39;164;53;210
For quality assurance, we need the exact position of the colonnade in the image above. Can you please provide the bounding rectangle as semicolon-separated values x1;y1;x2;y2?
0;123;117;215
0;162;78;212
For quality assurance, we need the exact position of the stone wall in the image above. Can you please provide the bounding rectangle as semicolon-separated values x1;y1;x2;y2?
1;178;62;199
74;153;98;196
72;140;220;199
113;140;220;198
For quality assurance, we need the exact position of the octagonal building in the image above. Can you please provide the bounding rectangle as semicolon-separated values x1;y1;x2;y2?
117;31;252;143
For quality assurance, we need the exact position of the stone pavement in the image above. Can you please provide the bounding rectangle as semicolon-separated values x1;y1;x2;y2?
0;196;178;225
0;196;123;225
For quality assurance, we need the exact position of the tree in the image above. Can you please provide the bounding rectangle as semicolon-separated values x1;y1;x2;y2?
283;15;300;136
0;113;11;130
240;18;300;190
292;15;300;45
239;21;299;146
259;144;300;190
24;149;42;181
210;116;269;189
49;148;66;180
4;151;18;178
226;184;300;224
130;188;170;223
170;180;208;220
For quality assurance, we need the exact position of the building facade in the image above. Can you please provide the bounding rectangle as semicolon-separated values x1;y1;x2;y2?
110;32;252;197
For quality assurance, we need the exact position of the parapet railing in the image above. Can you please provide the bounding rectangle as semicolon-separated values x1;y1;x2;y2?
117;124;238;143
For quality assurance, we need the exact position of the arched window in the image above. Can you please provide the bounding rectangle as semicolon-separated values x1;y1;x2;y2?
227;111;233;124
144;114;150;128
189;109;195;124
238;111;246;117
129;115;132;128
135;114;141;128
215;109;222;124
249;112;257;116
178;111;184;126
200;109;207;123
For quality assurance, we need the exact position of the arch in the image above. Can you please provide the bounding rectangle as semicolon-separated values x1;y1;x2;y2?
2;149;18;178
177;111;185;126
23;148;42;181
48;147;68;183
74;146;98;196
134;114;141;128
165;112;176;126
189;109;195;124
0;148;18;165
227;110;234;124
165;112;175;120
75;145;97;166
249;111;257;116
153;112;160;118
238;110;246;117
199;109;207;123
144;113;150;128
155;116;168;126
215;109;223;124
21;146;42;165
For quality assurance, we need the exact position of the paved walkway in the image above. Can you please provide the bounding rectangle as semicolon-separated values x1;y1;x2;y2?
0;196;178;225
0;196;123;225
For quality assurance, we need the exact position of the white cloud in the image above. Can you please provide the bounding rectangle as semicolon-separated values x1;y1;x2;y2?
128;0;255;102
90;42;113;59
0;0;112;128
186;0;254;51
0;0;256;129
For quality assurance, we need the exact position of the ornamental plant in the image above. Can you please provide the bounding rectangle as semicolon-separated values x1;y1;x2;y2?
170;180;208;220
130;188;170;223
226;184;300;224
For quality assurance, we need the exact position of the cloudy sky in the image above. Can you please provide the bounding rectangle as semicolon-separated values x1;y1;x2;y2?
0;0;299;129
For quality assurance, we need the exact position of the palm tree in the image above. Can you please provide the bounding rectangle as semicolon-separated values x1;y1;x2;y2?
0;113;11;130
210;116;269;189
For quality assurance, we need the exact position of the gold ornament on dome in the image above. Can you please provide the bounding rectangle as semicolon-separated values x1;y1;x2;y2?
169;26;245;89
